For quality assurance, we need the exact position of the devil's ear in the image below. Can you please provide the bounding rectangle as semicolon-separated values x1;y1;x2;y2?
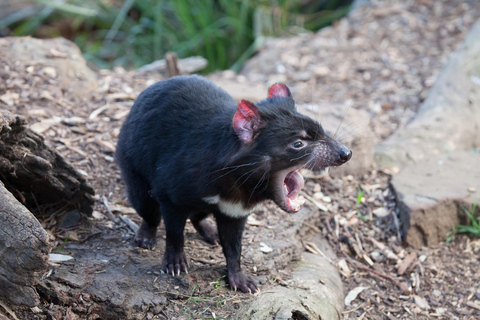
268;83;292;98
233;100;265;144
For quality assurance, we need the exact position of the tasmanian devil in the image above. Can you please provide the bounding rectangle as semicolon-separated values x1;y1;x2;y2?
116;75;352;293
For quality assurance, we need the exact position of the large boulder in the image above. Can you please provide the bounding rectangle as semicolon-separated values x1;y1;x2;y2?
392;151;480;248
374;19;480;169
0;36;98;99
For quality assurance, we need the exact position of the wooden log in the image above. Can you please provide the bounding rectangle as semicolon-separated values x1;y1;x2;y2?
0;109;94;216
0;180;52;306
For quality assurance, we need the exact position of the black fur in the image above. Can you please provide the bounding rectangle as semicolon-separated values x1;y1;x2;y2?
116;75;351;293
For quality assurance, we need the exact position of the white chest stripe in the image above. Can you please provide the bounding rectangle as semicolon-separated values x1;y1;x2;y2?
202;195;252;218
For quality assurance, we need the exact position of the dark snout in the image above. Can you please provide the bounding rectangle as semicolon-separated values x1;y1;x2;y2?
338;144;352;164
311;140;352;168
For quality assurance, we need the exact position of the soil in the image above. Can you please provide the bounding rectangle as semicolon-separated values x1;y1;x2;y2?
1;0;480;319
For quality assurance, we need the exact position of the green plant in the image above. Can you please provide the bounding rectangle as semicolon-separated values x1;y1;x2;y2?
456;203;479;236
355;186;364;206
1;0;352;71
447;203;479;242
53;233;70;253
180;276;231;318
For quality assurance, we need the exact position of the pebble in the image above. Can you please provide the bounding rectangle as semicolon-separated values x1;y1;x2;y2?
322;196;332;203
370;251;382;262
432;289;442;297
313;191;324;200
468;187;477;193
418;254;427;262
372;207;389;217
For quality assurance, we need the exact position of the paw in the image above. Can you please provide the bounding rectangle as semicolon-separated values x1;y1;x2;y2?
134;221;157;250
162;250;189;276
193;219;219;245
201;225;219;246
228;271;258;293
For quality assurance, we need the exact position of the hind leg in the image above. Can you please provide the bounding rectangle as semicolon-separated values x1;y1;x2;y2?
190;212;219;245
121;168;161;249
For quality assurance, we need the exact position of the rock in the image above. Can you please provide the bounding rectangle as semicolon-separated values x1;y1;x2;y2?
375;19;480;170
0;37;98;98
210;78;267;102
391;151;480;248
135;55;208;75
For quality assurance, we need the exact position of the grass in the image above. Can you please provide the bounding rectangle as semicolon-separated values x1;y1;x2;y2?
446;203;479;242
181;276;231;319
455;203;479;236
355;185;367;220
1;0;352;71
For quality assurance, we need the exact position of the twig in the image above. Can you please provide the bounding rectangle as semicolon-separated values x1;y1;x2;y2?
300;191;328;212
346;255;411;295
78;232;102;243
0;299;19;320
391;209;402;242
118;214;139;233
190;257;217;265
102;195;118;223
342;303;367;314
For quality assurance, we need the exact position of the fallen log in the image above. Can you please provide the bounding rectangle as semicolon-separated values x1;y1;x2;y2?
0;180;52;306
0;109;94;217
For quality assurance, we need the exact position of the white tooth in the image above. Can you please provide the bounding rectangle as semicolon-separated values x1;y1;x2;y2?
325;167;330;174
284;183;289;195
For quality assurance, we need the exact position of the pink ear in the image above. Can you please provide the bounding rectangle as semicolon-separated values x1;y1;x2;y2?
233;100;265;144
268;83;291;98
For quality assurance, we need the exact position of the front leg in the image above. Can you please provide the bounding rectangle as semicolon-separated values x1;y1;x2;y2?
160;202;189;276
215;214;258;293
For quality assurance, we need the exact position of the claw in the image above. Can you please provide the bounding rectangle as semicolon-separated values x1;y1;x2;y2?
172;269;175;277
248;288;252;294
177;269;180;276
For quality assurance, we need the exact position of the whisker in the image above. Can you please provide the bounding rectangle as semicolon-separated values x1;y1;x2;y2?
207;160;265;186
333;100;353;139
248;170;269;204
290;152;312;162
212;161;263;174
232;166;263;191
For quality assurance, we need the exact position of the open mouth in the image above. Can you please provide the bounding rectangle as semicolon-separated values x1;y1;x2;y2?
276;167;305;213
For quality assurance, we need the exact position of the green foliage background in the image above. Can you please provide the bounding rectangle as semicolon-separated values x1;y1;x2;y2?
0;0;352;71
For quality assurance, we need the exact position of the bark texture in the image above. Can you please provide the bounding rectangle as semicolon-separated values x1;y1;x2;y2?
0;180;52;306
0;109;94;216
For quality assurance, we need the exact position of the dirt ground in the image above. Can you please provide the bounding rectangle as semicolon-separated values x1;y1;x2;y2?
1;0;480;319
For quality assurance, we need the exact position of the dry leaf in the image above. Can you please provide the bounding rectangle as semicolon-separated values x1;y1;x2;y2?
0;91;20;106
47;48;68;58
345;286;369;306
413;295;430;310
30;118;61;134
398;251;417;275
338;259;351;278
259;242;273;253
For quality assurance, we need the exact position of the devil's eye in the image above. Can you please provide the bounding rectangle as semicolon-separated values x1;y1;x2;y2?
292;140;305;149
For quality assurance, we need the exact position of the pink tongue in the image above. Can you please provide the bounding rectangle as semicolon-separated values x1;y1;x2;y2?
284;171;305;212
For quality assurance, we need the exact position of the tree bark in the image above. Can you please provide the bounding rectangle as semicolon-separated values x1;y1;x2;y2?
0;180;52;306
0;109;94;216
